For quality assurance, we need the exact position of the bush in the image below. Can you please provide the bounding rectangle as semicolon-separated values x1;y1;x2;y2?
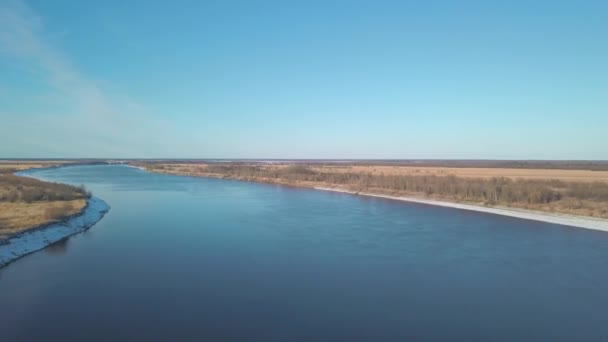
0;174;91;203
187;163;606;207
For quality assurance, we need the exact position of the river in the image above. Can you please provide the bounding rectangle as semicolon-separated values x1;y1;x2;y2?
1;164;608;341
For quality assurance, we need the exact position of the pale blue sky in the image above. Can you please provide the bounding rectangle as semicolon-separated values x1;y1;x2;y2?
1;0;606;159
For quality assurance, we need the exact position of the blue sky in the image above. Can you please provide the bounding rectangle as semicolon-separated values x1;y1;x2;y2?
1;0;606;159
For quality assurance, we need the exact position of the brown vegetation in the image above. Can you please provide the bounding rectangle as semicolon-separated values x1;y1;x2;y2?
0;163;90;241
138;162;608;219
310;165;608;183
343;160;608;171
0;161;66;173
0;200;86;240
0;174;90;203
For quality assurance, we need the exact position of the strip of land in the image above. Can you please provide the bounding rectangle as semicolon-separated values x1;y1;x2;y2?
0;161;89;242
314;187;608;231
0;195;110;268
0;163;110;268
133;161;608;229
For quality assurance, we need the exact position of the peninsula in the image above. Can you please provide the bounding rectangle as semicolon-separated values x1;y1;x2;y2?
0;161;110;268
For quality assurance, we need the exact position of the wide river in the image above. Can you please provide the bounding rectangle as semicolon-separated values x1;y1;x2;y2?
2;165;608;341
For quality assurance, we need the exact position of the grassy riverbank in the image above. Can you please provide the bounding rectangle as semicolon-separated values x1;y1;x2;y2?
135;161;608;219
0;162;90;241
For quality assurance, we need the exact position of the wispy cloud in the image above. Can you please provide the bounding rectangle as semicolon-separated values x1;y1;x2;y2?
0;0;180;157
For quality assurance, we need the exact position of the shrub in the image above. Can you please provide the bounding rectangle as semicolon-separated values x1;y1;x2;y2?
179;163;607;207
0;174;91;203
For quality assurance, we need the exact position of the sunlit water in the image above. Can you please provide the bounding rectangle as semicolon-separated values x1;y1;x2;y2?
1;165;608;341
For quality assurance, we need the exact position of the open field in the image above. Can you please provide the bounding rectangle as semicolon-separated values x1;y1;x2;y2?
0;162;90;241
136;162;608;219
309;165;608;183
343;160;608;171
0;160;68;172
136;162;608;183
0;199;86;240
129;159;608;170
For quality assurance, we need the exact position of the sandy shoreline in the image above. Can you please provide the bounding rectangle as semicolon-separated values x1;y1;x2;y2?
314;187;608;232
125;164;146;171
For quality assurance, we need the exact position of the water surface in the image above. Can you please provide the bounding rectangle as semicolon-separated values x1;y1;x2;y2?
1;165;608;341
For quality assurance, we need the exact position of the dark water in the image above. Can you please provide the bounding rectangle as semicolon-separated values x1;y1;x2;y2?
1;165;608;341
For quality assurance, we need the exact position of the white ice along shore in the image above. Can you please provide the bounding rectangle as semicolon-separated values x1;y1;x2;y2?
0;168;110;268
0;196;110;268
314;187;608;232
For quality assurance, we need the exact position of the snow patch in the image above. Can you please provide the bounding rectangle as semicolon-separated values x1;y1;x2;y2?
0;197;110;268
315;187;608;232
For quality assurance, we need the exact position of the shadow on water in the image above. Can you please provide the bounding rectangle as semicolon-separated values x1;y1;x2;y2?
43;216;98;257
81;227;96;238
44;237;70;256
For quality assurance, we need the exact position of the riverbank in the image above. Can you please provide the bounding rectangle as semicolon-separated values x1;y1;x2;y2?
0;166;111;268
0;163;91;240
314;187;608;232
135;162;608;231
0;196;110;268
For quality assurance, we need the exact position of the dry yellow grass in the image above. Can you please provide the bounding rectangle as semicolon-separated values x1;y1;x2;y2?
0;161;69;172
139;162;608;219
0;199;86;239
311;165;608;183
0;161;88;240
149;163;608;183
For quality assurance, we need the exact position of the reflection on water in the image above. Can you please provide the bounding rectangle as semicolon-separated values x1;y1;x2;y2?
1;165;608;341
44;237;70;256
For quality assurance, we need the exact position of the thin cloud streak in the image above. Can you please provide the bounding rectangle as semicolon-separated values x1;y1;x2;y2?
0;0;183;158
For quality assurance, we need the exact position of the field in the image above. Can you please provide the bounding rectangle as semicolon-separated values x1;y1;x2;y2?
0;161;67;172
0;162;89;241
0;200;86;240
310;165;608;183
136;162;608;219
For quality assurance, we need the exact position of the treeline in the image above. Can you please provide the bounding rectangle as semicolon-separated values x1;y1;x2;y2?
189;164;608;208
0;174;90;203
138;159;608;171
348;160;608;171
